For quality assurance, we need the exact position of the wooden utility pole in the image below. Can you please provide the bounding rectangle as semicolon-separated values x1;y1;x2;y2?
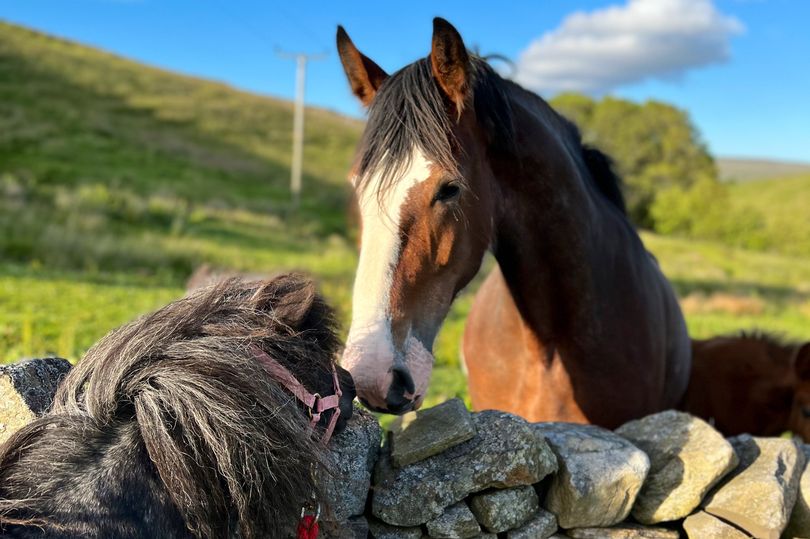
276;50;325;210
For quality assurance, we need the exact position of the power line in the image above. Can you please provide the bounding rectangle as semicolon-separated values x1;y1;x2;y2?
211;0;328;56
273;4;329;53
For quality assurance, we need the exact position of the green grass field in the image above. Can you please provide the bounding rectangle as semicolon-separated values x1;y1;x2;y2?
1;21;808;411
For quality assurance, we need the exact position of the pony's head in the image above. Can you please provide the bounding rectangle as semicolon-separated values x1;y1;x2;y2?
337;19;512;413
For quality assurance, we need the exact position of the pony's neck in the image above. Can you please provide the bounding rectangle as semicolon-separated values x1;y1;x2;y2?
490;87;630;351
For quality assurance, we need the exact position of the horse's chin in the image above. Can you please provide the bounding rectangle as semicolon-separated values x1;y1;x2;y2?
331;367;356;436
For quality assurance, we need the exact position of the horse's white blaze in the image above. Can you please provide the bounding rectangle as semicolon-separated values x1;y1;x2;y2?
343;149;433;407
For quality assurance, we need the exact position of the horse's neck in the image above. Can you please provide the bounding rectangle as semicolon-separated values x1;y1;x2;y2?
491;95;639;351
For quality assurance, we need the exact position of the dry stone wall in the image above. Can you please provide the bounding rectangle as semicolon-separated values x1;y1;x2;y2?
0;357;71;444
327;401;810;539
3;358;810;539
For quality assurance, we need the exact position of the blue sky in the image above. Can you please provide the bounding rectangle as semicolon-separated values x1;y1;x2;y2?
1;0;808;162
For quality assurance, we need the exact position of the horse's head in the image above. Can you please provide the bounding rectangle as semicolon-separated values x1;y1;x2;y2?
337;19;506;413
788;342;810;440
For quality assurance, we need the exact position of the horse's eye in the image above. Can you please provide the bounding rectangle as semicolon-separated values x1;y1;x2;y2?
433;182;461;204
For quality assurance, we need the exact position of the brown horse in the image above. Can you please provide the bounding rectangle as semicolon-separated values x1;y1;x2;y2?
336;18;690;427
682;332;810;439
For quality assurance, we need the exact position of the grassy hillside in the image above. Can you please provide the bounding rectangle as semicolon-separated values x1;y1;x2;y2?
1;22;808;411
718;157;810;182
727;174;810;257
0;20;362;278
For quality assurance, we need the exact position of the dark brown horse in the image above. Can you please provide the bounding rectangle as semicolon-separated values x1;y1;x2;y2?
0;276;355;538
336;18;690;427
683;332;810;439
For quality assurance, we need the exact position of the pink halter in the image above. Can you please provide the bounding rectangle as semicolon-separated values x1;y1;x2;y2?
250;345;343;445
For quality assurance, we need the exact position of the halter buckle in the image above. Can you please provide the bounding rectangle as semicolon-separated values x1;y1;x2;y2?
309;393;322;423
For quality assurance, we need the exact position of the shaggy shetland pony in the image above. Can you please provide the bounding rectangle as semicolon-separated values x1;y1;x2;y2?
0;275;355;538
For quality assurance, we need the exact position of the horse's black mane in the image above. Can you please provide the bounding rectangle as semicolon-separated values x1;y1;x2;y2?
356;55;626;214
580;141;627;214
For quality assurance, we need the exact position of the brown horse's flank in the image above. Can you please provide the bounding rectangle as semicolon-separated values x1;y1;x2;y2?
683;331;810;439
338;19;690;425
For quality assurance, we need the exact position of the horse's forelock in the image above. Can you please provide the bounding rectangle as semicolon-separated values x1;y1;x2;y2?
356;56;515;203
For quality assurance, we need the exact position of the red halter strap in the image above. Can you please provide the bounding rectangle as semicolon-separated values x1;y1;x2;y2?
250;345;343;445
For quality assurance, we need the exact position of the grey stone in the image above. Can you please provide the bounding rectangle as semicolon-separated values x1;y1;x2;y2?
534;422;649;528
368;518;423;539
372;410;557;526
323;515;370;539
321;406;382;522
469;486;539;533
703;434;804;539
506;509;558;539
683;511;750;539
0;357;71;444
390;398;476;468
566;523;680;538
616;410;738;524
785;444;810;539
425;502;480;538
347;516;370;539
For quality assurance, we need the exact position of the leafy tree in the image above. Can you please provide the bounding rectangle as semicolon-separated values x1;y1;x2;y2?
650;176;768;250
551;94;717;228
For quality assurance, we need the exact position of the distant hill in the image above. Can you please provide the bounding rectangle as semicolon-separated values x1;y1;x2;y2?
717;157;810;182
0;19;370;285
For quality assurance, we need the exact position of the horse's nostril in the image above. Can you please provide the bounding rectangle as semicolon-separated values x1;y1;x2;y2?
385;366;416;415
391;365;416;395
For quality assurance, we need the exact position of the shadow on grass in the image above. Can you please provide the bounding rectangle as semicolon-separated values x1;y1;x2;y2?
670;278;808;303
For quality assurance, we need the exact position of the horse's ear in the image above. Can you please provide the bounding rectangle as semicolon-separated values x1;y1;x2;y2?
796;342;810;380
430;17;470;116
336;26;388;107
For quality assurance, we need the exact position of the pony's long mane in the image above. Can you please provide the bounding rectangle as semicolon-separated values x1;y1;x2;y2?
735;329;800;363
356;55;626;214
0;276;341;538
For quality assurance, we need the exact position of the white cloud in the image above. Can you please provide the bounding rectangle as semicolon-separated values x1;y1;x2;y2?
514;0;744;95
